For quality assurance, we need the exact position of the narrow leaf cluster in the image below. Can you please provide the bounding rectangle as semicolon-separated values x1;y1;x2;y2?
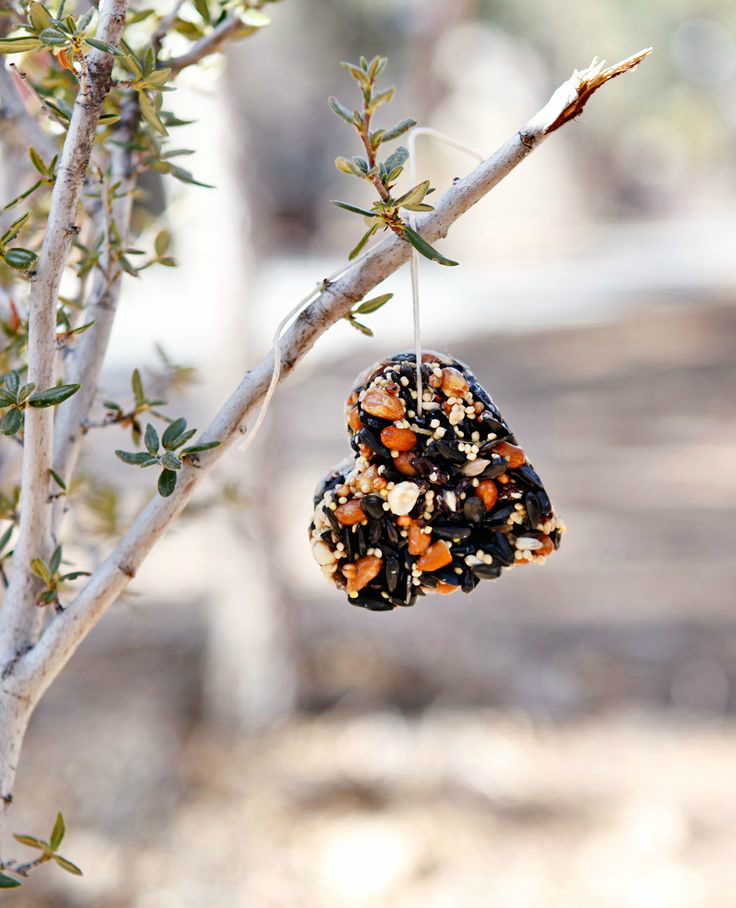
0;370;79;437
0;812;82;888
328;54;458;339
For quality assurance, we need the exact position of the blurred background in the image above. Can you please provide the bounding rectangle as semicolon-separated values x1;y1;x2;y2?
6;0;736;905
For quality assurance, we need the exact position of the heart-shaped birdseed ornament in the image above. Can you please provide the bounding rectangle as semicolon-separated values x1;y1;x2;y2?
309;352;565;610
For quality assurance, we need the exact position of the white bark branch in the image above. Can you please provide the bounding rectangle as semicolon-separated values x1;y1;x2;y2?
51;96;139;535
2;48;651;706
0;0;130;665
165;14;242;74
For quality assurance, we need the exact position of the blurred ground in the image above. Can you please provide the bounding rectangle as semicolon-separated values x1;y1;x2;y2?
8;295;736;908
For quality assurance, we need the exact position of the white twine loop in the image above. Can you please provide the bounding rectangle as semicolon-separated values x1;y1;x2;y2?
238;128;484;453
406;128;484;415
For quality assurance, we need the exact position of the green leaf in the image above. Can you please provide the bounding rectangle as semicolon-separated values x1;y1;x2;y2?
381;118;416;142
192;0;210;23
161;417;186;449
167;165;214;188
138;90;168;137
0;872;21;888
354;292;393;315
115;450;152;465
28;383;80;408
53;854;82;876
144;422;159;456
335;156;361;177
13;833;47;849
29;559;51;583
75;7;94;33
1;408;22;436
394;179;430;209
181;440;219;454
5;371;20;394
0;524;13;554
39;26;68;45
328;96;356;125
383;145;409;177
17;382;36;403
143;66;172;89
4;247;38;271
158;469;177;497
0;37;42;53
347;317;373;337
59;570;90;581
331;200;378;218
154;229;170;257
29;2;54;31
340;61;368;86
49;545;62;576
370;86;395;110
85;36;123;55
4;179;44;210
49;468;66;490
160;451;181;470
348;223;378;260
167;427;196;449
402;224;458;267
49;812;65;851
28;146;47;175
131;368;145;406
241;8;270;26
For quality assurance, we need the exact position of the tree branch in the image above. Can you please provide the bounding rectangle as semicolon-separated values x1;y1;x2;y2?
165;14;242;74
2;48;651;703
51;95;139;536
0;0;130;665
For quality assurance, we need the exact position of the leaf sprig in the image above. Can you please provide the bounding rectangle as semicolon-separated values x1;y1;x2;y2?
0;213;38;274
30;544;90;609
0;1;124;67
0;812;82;888
116;416;220;497
329;54;458;284
0;369;79;437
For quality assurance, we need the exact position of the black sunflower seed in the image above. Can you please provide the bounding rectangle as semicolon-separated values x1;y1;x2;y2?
524;491;541;530
471;562;502;580
432;524;472;541
463;496;485;525
362;494;385;520
434;439;466;463
517;463;543;489
385;556;400;593
323;506;341;534
433;569;462;586
477;457;509;480
356;524;367;557
368;519;383;544
484;503;516;525
358;427;391;459
384;517;399;545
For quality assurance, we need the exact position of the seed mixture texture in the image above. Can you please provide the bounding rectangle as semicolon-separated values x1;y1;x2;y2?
309;352;564;610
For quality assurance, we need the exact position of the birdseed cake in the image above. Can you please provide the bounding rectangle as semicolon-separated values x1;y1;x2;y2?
309;352;564;610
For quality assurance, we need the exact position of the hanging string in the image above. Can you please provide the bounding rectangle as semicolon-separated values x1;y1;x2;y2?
239;128;484;454
237;242;384;453
406;127;484;415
